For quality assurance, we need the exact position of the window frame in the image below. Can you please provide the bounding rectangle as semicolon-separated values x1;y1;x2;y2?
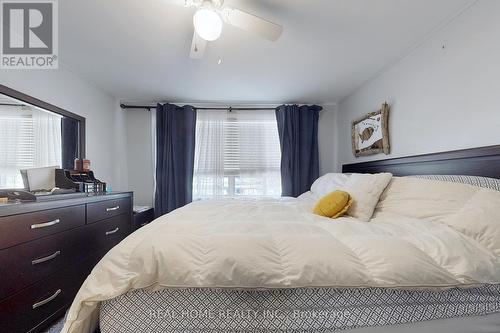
192;109;282;200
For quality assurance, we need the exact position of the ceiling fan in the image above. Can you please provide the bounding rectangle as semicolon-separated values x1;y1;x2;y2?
167;0;283;59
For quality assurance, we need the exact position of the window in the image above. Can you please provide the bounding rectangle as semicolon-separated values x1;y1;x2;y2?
193;109;281;200
0;106;62;189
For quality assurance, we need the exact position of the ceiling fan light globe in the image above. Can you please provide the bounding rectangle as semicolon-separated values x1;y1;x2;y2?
193;8;223;41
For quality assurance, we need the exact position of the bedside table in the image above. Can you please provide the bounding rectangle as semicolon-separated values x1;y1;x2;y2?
133;207;155;231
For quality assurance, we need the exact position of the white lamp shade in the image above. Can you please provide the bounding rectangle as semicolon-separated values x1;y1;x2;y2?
193;8;223;41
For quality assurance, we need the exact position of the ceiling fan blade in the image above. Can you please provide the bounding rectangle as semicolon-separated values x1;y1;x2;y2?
220;7;283;41
190;30;207;59
164;0;198;7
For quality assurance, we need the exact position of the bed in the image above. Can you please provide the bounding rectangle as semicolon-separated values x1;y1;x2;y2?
62;145;500;333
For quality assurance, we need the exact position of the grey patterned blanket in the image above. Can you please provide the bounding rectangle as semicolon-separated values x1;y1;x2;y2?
100;285;500;332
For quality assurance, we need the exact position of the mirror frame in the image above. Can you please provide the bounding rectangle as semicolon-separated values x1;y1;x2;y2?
0;84;86;160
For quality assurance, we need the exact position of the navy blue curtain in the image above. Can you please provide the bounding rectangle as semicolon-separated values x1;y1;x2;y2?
155;103;197;216
275;104;322;197
61;117;79;169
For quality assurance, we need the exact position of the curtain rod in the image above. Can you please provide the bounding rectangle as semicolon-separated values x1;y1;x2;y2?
120;104;323;112
120;104;278;111
0;103;25;107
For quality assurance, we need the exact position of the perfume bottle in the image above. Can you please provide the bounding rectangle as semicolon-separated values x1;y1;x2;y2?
82;159;91;172
74;158;82;171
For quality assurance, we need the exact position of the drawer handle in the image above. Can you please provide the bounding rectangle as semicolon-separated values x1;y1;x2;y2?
32;250;61;265
105;227;119;235
32;289;61;309
106;205;120;212
31;219;60;230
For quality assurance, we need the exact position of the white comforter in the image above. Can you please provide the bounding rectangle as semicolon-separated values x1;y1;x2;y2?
62;177;500;333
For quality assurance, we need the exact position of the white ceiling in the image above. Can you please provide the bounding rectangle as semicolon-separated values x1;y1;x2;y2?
59;0;474;104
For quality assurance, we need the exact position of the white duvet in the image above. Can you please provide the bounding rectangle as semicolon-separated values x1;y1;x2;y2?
62;177;500;333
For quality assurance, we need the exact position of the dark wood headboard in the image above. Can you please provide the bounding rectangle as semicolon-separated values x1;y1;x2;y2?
342;145;500;179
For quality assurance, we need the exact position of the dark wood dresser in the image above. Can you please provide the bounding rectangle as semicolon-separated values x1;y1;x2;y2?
0;192;133;333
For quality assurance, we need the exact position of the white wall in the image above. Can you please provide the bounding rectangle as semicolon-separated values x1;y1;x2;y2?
337;0;500;169
0;59;336;204
318;104;338;175
0;67;128;190
124;109;154;206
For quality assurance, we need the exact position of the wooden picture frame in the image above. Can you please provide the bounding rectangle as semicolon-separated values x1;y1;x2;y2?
351;103;390;157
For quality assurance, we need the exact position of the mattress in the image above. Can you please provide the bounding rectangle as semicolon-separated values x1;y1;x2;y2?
100;285;500;332
63;177;500;333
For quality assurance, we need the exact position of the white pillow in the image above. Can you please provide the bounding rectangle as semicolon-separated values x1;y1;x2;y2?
342;173;393;221
310;173;350;198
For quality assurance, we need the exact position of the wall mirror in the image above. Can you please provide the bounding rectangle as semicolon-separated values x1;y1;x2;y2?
0;84;85;189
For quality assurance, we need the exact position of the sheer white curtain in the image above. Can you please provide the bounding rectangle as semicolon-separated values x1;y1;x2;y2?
193;110;226;198
33;108;62;168
0;106;62;189
193;109;281;200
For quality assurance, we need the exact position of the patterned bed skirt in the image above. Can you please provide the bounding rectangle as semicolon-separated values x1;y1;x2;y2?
100;285;500;332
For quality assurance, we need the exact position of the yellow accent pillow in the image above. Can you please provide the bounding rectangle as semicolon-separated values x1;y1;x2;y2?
313;190;353;218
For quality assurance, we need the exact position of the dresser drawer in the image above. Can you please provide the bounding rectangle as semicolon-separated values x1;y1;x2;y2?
86;197;131;224
91;214;131;253
0;205;85;249
0;258;94;333
0;226;92;300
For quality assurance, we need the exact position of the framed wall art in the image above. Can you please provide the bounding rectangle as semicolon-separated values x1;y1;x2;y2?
352;102;390;157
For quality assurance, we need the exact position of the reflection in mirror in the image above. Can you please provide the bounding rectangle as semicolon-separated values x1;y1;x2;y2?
0;94;79;189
